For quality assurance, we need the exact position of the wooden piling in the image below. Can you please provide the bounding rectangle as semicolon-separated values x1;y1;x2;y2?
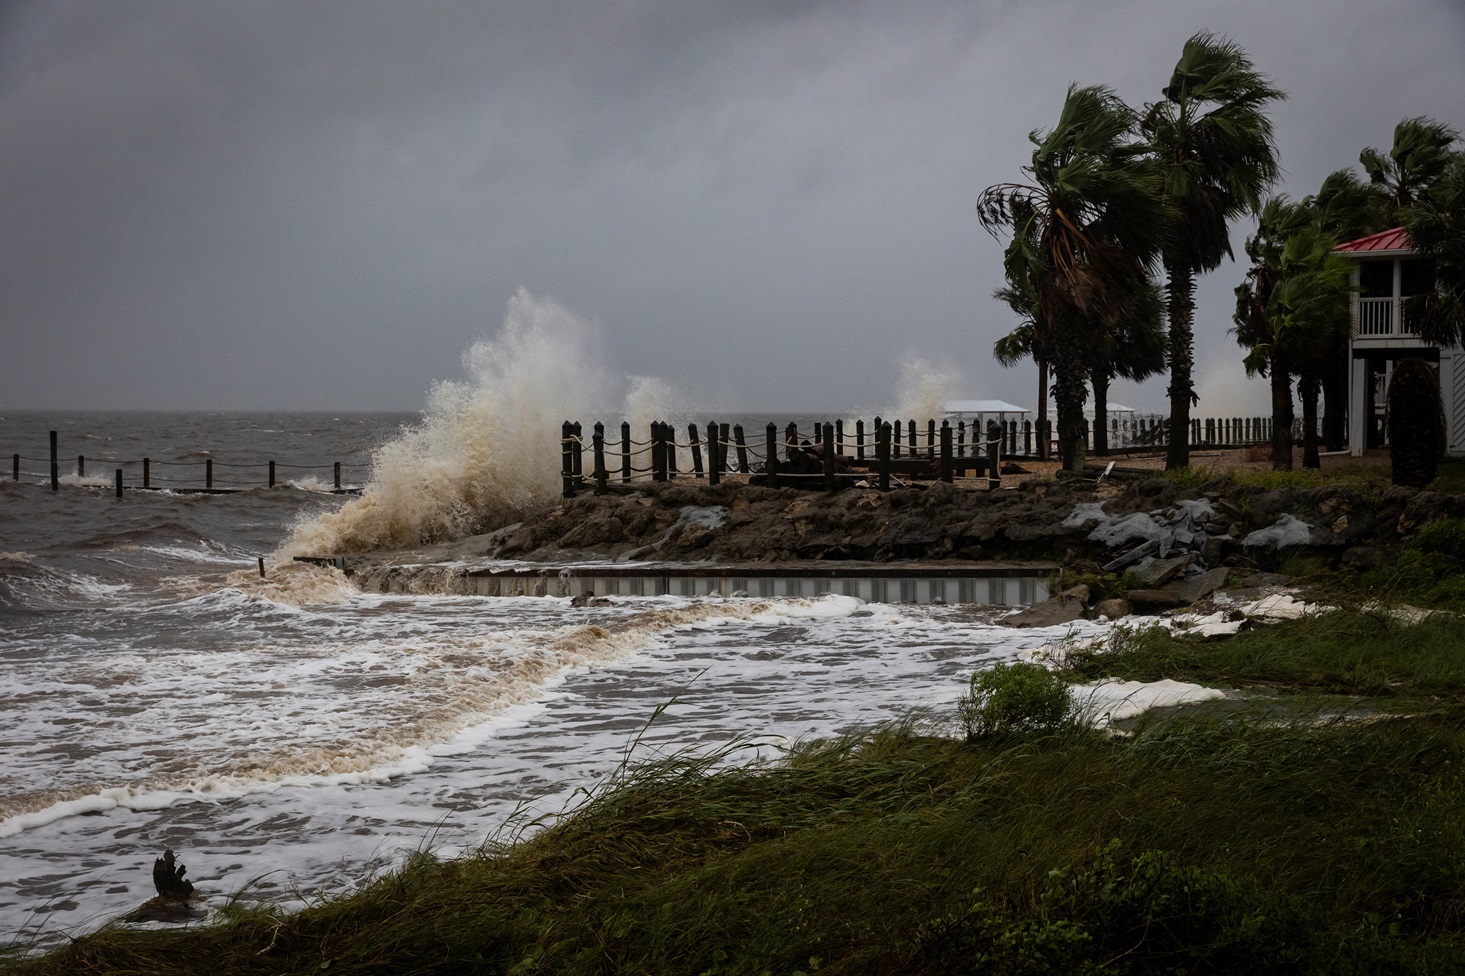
926;419;936;459
687;423;704;478
593;422;609;494
78;455;85;478
206;459;214;490
334;462;341;491
892;418;901;458
877;422;891;492
50;430;58;491
268;460;275;488
706;422;720;486
562;421;575;495
908;420;917;458
940;421;953;483
784;423;798;461
856;419;865;462
258;557;266;579
115;469;123;497
11;454;17;481
651;424;666;482
733;425;749;473
835;419;844;456
822;422;835;491
144;458;151;488
621;421;632;483
765;423;780;488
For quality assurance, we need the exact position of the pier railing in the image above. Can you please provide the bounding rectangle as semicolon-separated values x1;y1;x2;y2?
9;430;366;495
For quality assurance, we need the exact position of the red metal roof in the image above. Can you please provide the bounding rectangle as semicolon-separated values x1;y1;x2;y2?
1334;227;1414;253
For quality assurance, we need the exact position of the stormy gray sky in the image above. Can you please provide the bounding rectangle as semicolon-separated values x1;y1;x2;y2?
4;0;1463;415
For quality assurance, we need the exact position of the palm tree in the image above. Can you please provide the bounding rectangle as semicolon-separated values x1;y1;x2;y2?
1361;117;1462;211
980;84;1167;472
1235;200;1353;470
1143;32;1285;469
1402;152;1465;347
1093;280;1166;455
992;280;1051;459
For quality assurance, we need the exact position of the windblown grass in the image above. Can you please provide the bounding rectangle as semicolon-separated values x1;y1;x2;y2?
1063;608;1465;699
9;708;1465;975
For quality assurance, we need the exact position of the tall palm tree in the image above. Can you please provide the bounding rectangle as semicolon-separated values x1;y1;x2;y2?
1362;117;1462;212
1402;152;1465;347
1093;280;1166;455
992;280;1051;460
980;84;1167;472
1143;32;1285;469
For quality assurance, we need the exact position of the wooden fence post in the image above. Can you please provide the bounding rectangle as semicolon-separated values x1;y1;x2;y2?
856;419;866;462
621;422;632;483
835;419;844;456
707;422;720;486
987;425;1001;491
926;419;936;459
593;422;608;494
563;422;576;495
909;420;918;458
822;423;835;491
765;423;780;488
940;421;953;484
785;423;798;461
687;424;704;477
733;425;749;473
877;421;891;492
892;418;902;458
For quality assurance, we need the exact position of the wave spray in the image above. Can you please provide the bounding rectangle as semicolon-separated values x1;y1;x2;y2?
282;290;629;557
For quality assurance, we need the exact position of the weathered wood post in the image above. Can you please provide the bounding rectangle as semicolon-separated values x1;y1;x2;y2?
651;423;666;482
765;423;780;487
562;421;576;495
662;422;676;478
909;420;918;458
206;459;214;490
835;419;844;456
50;430;58;491
855;419;866;462
958;421;966;459
144;458;152;489
593;422;609;494
940;421;953;484
719;423;731;473
892;418;901;457
813;422;822;445
115;469;123;498
927;419;936;459
822;422;836;491
78;455;85;478
570;422;585;483
987;422;1001;491
268;460;275;488
334;462;341;491
687;423;704;478
877;421;891;492
11;454;17;481
784;423;798;461
706;422;721;486
621;421;632;483
733;425;749;473
1023;421;1032;456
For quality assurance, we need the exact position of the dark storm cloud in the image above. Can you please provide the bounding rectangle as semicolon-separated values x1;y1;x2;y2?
3;0;1463;412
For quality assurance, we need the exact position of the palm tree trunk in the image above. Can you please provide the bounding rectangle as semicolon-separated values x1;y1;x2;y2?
1036;356;1050;461
1300;374;1322;469
1165;262;1195;470
1052;345;1087;473
1321;341;1348;451
1092;369;1110;456
1269;354;1294;471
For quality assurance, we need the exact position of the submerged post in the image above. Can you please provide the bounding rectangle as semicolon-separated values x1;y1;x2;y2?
334;462;341;491
11;454;18;481
268;460;275;488
144;458;152;489
114;469;122;498
206;459;213;490
78;455;85;478
50;430;58;491
765;423;780;488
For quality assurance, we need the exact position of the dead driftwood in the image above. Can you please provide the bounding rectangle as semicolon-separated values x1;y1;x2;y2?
153;847;194;899
120;848;204;923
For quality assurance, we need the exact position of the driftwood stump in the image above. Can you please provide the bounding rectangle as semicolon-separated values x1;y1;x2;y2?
152;848;195;900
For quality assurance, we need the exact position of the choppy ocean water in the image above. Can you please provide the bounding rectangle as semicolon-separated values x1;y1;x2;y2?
0;409;1102;953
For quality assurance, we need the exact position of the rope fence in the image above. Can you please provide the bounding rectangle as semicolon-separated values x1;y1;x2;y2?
9;430;368;495
560;413;1282;497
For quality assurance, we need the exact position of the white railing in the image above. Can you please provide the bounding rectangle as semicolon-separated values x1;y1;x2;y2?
1357;297;1419;337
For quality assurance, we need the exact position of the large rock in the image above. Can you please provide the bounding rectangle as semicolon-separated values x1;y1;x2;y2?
1000;597;1086;628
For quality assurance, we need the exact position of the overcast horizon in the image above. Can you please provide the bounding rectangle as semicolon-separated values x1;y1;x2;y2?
4;1;1463;417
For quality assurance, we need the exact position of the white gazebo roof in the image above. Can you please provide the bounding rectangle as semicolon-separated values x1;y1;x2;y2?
943;399;1030;416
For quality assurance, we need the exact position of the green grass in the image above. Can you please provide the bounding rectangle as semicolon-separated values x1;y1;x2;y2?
1062;608;1465;700
9;708;1465;975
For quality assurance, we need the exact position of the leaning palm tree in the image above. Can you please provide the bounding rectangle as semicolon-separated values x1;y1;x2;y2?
1361;116;1462;212
1402;152;1465;347
1093;280;1166;455
1143;32;1285;469
980;84;1167;472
